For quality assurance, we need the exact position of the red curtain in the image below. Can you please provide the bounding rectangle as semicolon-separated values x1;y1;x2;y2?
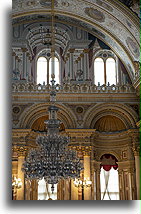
100;154;118;171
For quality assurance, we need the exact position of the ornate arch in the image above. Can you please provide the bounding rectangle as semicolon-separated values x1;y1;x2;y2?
19;103;77;129
83;103;138;129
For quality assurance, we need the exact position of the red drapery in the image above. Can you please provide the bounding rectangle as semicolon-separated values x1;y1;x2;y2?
100;154;118;171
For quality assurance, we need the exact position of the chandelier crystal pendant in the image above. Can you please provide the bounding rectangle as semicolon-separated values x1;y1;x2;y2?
22;75;83;193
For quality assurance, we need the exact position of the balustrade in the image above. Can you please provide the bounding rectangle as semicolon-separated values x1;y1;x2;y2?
12;82;135;94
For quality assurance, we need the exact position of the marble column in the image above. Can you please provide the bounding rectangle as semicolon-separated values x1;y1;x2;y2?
21;48;28;80
12;52;16;71
28;57;32;82
47;59;49;85
69;49;75;79
83;49;89;80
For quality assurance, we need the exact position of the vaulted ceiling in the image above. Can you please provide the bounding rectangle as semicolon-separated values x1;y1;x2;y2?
12;0;140;79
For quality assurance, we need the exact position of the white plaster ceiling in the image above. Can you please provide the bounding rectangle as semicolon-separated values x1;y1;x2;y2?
12;0;140;78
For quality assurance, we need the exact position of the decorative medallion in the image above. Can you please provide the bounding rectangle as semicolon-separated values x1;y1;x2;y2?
12;106;20;114
126;37;139;58
39;0;58;7
85;7;105;22
76;106;84;114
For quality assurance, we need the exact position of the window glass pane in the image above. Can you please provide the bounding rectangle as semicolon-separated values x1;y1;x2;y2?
49;57;59;84
94;58;104;85
38;178;57;200
100;167;119;200
106;58;116;85
37;57;47;84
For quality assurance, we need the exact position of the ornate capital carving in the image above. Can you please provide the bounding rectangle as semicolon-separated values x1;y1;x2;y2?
17;146;27;157
69;145;92;156
83;49;89;53
132;142;140;156
68;48;75;53
21;48;28;53
80;53;84;58
12;52;16;56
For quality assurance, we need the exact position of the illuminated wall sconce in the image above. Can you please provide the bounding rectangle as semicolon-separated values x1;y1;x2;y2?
74;177;92;188
12;177;22;189
12;177;22;200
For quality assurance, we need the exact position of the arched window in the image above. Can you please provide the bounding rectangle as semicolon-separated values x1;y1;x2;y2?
37;55;60;85
94;56;117;85
106;58;116;85
94;58;104;85
37;57;47;84
49;56;59;84
100;154;119;200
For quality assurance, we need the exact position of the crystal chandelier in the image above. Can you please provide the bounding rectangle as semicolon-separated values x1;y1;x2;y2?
22;75;83;192
22;0;83;192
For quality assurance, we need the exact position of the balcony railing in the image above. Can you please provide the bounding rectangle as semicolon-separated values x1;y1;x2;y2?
12;82;135;93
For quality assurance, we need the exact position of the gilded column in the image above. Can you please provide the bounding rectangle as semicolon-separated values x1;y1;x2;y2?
83;150;91;200
25;180;31;200
132;141;140;199
71;179;78;200
118;169;125;200
64;179;71;200
17;147;26;200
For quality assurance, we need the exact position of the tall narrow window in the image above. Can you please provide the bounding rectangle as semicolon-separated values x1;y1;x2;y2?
106;58;116;85
100;154;119;200
94;58;104;85
37;57;47;84
49;57;60;84
38;178;57;200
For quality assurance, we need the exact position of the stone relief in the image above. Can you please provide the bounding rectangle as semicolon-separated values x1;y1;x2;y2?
39;0;58;7
85;7;105;22
96;0;113;12
126;37;140;58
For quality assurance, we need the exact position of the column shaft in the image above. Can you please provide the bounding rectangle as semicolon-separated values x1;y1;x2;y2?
17;156;25;200
84;155;91;200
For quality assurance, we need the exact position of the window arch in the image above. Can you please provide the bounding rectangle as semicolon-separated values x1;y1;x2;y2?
37;57;47;84
94;56;117;85
37;54;60;85
94;57;104;85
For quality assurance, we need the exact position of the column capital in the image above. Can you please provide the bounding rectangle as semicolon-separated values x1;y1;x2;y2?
15;56;19;60
68;48;75;53
26;52;30;57
21;48;28;53
83;49;89;53
77;57;81;61
12;52;16;56
80;53;84;58
132;142;140;156
69;145;92;156
17;146;27;157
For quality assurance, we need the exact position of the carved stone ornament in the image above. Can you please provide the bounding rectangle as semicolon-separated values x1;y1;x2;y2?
39;0;57;7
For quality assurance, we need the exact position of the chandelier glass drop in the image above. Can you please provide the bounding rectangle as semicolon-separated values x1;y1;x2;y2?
22;76;83;192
